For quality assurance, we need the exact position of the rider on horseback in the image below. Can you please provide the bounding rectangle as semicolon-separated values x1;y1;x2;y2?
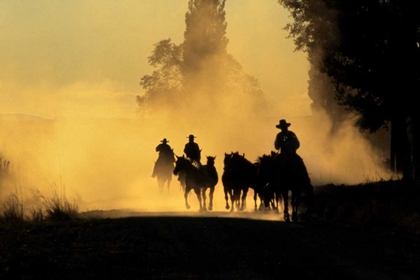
184;134;201;165
274;119;310;183
152;138;174;178
156;138;172;155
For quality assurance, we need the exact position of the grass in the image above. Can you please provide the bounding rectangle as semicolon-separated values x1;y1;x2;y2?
41;188;79;222
0;187;80;227
0;193;25;225
0;178;419;235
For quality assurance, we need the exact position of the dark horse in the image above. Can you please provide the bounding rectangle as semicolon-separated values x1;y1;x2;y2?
173;155;218;211
153;149;175;194
257;151;313;222
222;152;259;212
255;152;282;211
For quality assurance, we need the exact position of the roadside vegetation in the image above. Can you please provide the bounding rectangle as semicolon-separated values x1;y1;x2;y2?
1;177;419;235
0;187;80;228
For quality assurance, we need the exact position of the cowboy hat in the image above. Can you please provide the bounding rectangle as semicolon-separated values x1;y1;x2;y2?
276;119;291;129
187;134;196;139
161;138;169;143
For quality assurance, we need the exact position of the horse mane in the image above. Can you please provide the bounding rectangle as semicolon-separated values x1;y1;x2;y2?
232;153;255;170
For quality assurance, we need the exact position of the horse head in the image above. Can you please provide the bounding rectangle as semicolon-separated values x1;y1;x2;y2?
173;155;193;175
206;155;216;167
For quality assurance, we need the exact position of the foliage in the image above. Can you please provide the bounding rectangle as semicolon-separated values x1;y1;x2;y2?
182;0;229;76
138;39;183;111
138;0;266;116
278;0;420;184
278;0;420;132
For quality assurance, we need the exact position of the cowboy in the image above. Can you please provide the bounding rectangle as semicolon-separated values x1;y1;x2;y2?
274;119;311;182
152;138;173;178
274;119;300;155
184;134;201;164
275;119;314;215
156;138;172;156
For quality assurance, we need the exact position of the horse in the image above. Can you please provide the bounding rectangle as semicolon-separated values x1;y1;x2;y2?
177;170;186;192
153;149;175;194
222;152;259;212
256;151;313;222
173;155;218;211
255;152;282;211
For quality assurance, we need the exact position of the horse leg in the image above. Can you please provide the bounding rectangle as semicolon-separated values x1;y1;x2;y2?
184;186;191;210
278;192;283;213
291;191;300;223
166;178;171;194
235;192;241;212
240;188;248;211
208;187;214;211
263;191;271;211
194;188;203;211
283;190;290;222
202;189;207;211
230;191;235;212
273;192;281;213
258;191;264;211
253;190;258;211
224;189;230;210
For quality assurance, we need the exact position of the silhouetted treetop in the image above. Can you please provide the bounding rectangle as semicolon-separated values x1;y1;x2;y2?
183;0;229;74
138;0;266;117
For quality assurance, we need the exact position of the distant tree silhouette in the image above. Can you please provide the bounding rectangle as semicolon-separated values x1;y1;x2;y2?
278;0;420;185
137;39;183;113
182;0;229;79
138;0;265;119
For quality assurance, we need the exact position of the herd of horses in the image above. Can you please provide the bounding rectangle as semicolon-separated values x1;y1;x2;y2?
153;150;313;223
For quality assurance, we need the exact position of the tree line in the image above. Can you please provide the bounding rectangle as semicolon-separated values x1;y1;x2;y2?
138;0;420;186
276;0;420;186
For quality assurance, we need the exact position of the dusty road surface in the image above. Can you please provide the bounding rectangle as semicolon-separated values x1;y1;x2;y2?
1;211;419;280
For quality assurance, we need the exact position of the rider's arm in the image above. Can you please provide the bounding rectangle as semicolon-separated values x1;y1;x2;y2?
290;132;300;150
274;133;281;150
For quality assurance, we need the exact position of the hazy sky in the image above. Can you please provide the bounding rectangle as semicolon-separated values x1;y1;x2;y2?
0;0;310;119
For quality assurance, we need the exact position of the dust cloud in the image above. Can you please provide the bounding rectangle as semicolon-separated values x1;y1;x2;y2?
0;89;392;214
0;1;393;215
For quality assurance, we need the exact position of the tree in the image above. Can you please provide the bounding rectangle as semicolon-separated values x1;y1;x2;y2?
137;39;183;114
278;0;420;185
182;0;229;78
138;0;266;119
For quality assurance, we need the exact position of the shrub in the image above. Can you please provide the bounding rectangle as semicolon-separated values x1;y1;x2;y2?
0;193;25;225
41;188;79;222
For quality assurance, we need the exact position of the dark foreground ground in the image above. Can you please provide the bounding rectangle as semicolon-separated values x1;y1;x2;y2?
0;210;419;280
1;180;420;280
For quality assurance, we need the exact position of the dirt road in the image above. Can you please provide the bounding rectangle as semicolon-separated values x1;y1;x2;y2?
1;211;419;279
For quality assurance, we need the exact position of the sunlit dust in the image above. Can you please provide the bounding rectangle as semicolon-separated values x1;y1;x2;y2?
0;100;392;214
0;1;393;218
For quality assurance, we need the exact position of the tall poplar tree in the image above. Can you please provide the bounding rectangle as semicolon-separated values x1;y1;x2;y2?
138;0;265;119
